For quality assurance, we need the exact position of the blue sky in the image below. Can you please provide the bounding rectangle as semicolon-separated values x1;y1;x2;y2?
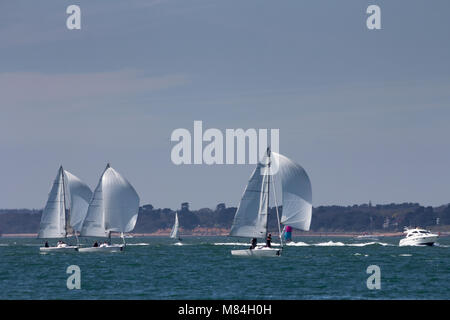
1;0;450;209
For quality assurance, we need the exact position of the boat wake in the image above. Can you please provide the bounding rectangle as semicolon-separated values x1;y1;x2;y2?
347;241;391;247
315;241;391;247
353;253;369;256
314;241;346;246
126;243;150;246
214;241;392;247
285;241;310;246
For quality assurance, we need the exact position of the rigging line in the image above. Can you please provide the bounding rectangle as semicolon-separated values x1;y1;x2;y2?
271;170;283;249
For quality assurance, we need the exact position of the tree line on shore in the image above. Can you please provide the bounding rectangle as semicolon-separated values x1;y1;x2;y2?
1;202;450;234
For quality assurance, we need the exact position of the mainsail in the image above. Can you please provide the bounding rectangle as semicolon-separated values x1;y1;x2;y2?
272;152;312;231
229;156;269;238
80;164;140;237
38;166;92;238
170;212;179;239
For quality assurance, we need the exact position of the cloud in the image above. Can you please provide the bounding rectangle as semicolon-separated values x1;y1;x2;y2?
0;69;189;108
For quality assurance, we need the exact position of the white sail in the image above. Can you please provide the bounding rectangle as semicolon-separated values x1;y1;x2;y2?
170;212;179;239
80;172;106;237
38;167;66;238
38;167;92;238
229;158;269;238
81;164;140;237
64;170;93;233
272;152;312;231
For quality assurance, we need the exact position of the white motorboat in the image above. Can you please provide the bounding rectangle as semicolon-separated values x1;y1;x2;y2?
229;148;312;257
38;166;92;252
399;227;438;246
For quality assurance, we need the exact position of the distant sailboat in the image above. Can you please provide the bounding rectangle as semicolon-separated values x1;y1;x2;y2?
230;148;312;256
39;166;92;252
170;212;182;243
78;163;140;252
282;225;293;242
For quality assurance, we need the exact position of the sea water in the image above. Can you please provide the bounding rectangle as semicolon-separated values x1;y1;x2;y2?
0;236;449;299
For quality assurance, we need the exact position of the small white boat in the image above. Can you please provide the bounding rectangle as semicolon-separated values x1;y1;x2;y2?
229;148;312;257
40;243;78;253
78;244;124;253
355;234;380;241
399;227;438;246
231;246;281;257
170;212;182;243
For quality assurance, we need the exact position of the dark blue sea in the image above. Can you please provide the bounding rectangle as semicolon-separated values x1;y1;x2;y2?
1;236;449;299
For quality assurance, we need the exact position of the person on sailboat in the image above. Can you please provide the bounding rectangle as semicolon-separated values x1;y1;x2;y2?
250;238;257;250
44;241;49;248
93;241;98;247
266;234;272;248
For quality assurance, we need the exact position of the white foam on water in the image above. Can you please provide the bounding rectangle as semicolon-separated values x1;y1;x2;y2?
433;243;449;247
353;253;362;256
399;254;412;256
173;242;183;246
347;241;391;247
314;241;346;246
285;241;310;246
127;243;150;246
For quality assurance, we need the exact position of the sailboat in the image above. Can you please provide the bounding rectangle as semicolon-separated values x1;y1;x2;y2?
281;225;293;242
38;166;93;252
230;148;312;256
78;163;140;252
170;212;182;244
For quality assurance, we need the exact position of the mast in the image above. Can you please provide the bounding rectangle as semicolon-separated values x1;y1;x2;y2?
60;166;70;238
265;147;270;239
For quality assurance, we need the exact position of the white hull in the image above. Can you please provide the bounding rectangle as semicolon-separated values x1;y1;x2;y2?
399;235;437;246
40;246;78;252
77;244;124;252
355;235;379;241
231;246;281;257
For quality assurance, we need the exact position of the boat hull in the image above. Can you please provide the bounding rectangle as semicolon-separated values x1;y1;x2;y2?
399;235;438;246
231;246;281;257
355;236;380;241
77;244;124;252
39;246;78;252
